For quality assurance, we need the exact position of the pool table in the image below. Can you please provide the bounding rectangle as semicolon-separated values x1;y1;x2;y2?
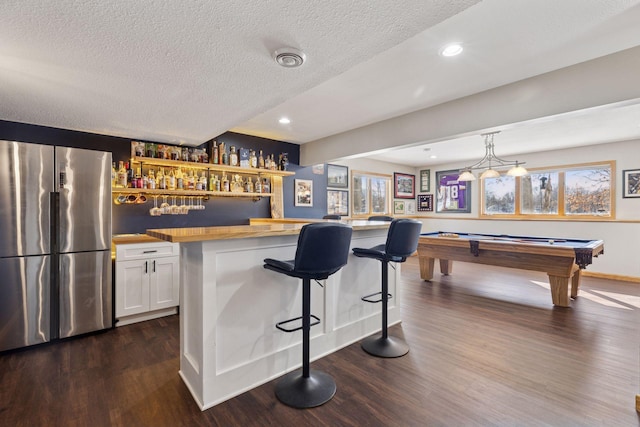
417;232;605;307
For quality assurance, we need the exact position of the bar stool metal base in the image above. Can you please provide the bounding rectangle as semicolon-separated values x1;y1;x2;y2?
361;335;409;358
275;369;336;408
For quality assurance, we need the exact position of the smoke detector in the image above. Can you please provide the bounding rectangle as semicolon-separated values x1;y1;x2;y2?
273;47;306;68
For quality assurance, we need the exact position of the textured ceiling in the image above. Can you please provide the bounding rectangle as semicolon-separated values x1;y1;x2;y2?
0;0;478;145
2;0;640;167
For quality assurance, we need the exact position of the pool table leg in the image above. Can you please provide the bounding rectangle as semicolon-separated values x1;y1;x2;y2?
439;259;453;275
419;257;435;280
547;275;571;307
570;265;581;299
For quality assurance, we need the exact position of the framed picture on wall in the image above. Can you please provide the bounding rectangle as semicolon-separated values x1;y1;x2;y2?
327;164;349;188
417;194;434;212
327;190;349;216
435;170;471;213
622;169;640;198
394;173;415;199
405;200;416;215
394;200;405;214
419;169;430;192
294;179;313;207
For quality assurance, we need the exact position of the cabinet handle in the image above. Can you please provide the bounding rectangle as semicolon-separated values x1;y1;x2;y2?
145;261;148;273
153;260;156;273
143;250;158;254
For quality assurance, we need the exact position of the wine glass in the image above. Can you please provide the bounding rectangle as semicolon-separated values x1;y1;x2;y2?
180;196;189;214
149;195;161;216
170;196;181;215
160;195;170;214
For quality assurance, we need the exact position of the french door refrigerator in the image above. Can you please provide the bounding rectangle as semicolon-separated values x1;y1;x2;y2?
0;141;112;352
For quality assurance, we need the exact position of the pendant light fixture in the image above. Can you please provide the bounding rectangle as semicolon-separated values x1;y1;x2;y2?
458;131;528;181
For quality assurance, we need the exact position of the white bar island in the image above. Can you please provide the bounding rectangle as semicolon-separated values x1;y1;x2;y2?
147;219;400;410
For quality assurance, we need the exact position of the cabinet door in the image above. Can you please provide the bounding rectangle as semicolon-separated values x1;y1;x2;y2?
115;259;150;317
149;256;180;311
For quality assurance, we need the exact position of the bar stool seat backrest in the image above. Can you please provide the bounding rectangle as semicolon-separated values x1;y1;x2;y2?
384;219;423;262
293;223;352;278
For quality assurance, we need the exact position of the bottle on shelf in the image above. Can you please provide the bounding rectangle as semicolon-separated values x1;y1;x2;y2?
111;162;117;188
221;173;230;192
126;162;134;187
176;168;184;190
262;177;271;193
148;169;156;189
117;161;127;188
135;167;142;189
254;177;262;193
229;146;238;167
187;170;195;190
212;141;219;164
250;150;257;168
168;168;176;190
258;150;265;169
244;176;254;193
157;168;165;190
221;143;228;165
199;171;207;191
142;171;149;189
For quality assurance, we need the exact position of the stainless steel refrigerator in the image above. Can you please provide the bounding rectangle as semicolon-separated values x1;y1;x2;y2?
0;141;112;352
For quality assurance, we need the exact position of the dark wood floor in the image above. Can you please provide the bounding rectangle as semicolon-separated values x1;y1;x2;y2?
1;258;638;426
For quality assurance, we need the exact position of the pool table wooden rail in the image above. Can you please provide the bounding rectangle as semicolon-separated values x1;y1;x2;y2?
417;234;604;307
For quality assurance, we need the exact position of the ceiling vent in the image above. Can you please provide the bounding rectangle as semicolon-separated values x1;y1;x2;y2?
273;48;306;68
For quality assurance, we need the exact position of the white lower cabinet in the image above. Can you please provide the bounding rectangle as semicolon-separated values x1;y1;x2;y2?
115;241;180;326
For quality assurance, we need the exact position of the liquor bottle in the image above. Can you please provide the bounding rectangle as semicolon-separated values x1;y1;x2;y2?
126;162;134;187
142;172;149;190
244;176;254;193
175;168;184;190
212;141;219;164
270;154;277;171
250;150;257;168
258;150;265;169
157;168;165;190
168;168;176;190
262;177;271;193
229;146;238;167
148;169;156;189
135;168;142;189
199;171;207;191
219;142;225;165
117;161;127;188
254;177;262;193
221;173;230;192
187;170;195;190
111;162;117;187
221;144;228;165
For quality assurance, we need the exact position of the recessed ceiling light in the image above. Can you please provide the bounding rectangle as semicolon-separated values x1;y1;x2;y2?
440;43;463;57
279;117;291;124
273;47;306;68
430;155;437;159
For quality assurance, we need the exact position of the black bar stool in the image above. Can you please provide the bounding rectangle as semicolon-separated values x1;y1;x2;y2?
368;215;393;221
352;218;422;358
264;222;353;408
322;214;341;219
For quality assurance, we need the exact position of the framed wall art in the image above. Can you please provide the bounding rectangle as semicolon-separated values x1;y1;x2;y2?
419;169;430;192
394;200;405;214
394;172;415;199
327;189;349;216
435;170;471;213
294;179;313;207
327;164;349;188
622;169;640;198
405;200;416;215
417;194;433;212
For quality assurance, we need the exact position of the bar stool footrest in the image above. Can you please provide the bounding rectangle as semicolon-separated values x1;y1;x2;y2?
361;291;393;303
276;314;321;333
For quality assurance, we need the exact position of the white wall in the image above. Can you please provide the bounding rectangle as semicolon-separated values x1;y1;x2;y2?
341;140;640;278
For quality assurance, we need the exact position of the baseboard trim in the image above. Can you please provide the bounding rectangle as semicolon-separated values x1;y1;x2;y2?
582;271;640;283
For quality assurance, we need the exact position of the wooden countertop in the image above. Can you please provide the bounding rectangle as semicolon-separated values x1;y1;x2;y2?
112;234;165;245
147;220;390;243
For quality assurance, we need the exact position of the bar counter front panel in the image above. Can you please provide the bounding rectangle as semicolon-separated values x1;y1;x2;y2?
147;221;396;410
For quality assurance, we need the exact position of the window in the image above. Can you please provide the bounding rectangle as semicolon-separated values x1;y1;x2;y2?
481;161;614;219
352;171;391;217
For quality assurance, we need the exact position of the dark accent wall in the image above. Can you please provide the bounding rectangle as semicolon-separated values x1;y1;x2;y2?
0;120;329;234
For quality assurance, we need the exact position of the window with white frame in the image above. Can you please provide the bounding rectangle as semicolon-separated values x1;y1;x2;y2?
352;171;391;217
